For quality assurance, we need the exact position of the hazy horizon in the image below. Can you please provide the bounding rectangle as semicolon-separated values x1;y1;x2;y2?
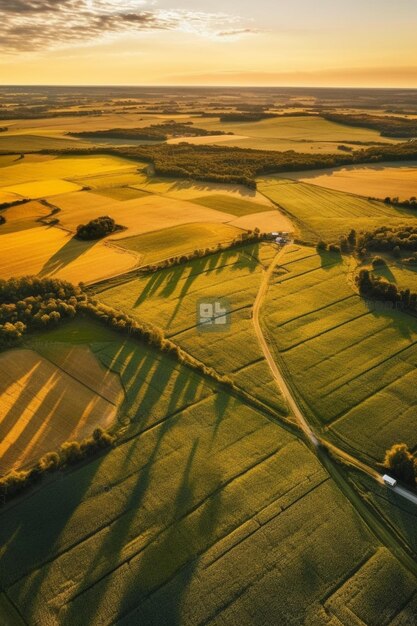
0;0;416;87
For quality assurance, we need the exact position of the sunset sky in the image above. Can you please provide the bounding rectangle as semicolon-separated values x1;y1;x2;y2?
0;0;416;87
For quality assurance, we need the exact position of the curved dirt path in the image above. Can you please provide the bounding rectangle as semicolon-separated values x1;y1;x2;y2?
252;247;381;480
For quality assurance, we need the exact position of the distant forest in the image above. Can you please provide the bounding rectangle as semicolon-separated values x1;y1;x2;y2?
70;121;232;142
33;140;417;189
323;113;417;138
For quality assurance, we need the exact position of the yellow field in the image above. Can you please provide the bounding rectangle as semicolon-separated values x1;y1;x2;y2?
281;161;417;200
0;154;139;187
116;222;242;265
167;134;248;145
2;178;82;199
0;200;51;234
228;209;294;232
49;190;237;238
0;348;123;474
0;226;139;283
131;176;273;205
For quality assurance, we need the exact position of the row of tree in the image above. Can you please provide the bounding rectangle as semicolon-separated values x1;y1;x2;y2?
356;268;417;311
0;276;235;389
357;225;417;254
0;427;115;504
140;229;265;273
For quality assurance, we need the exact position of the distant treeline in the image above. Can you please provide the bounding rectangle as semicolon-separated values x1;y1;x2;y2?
322;113;417;138
0;107;104;120
371;196;417;210
219;112;277;122
70;121;232;142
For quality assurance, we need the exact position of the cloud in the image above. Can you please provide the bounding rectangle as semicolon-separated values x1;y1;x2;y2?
216;28;258;38
0;0;246;53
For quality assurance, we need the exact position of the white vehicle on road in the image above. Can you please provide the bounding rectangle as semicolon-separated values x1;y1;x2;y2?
383;474;397;488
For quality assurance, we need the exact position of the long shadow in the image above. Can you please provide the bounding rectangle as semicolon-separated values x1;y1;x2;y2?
373;263;396;283
363;297;417;340
38;235;98;277
108;441;223;625
58;372;209;626
317;248;343;270
0;444;107;622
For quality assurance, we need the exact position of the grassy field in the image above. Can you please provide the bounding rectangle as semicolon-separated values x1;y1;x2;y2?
1;322;413;625
180;114;399;153
366;259;417;292
0;344;123;474
262;245;417;462
281;161;417;201
93;244;289;414
0;226;138;283
258;177;417;241
116;222;242;265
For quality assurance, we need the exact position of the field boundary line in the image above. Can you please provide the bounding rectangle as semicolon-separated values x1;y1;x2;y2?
278;310;374;353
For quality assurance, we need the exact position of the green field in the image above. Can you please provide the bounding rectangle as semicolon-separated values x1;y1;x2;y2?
258;177;417;242
116;222;242;265
181;114;399;153
0;320;414;626
262;245;417;462
93;244;288;414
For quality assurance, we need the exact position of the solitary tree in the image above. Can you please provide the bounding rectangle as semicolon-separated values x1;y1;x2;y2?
384;443;415;484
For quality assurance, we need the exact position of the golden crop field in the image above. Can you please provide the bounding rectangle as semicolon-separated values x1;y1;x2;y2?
0;347;123;474
281;161;417;200
0;226;139;283
0;200;51;234
49;190;238;238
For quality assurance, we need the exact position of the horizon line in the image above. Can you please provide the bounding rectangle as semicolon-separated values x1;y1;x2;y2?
1;83;417;90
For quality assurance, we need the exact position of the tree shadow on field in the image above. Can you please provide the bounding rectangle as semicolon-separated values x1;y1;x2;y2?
38;234;98;277
363;297;417;341
373;263;396;284
317;249;343;271
108;440;223;626
0;449;107;623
